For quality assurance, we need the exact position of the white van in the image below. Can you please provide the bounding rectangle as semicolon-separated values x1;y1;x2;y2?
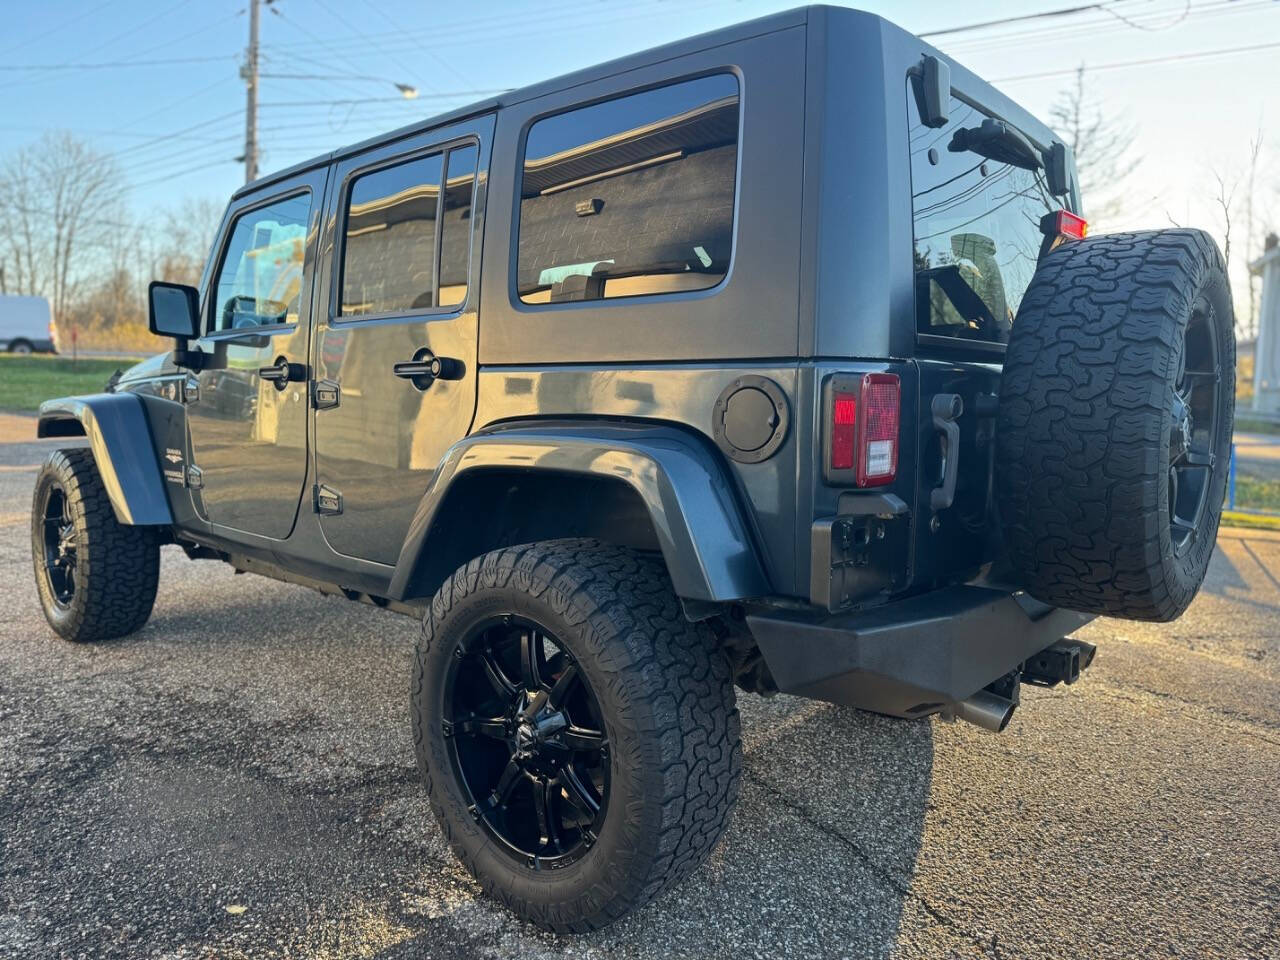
0;295;56;354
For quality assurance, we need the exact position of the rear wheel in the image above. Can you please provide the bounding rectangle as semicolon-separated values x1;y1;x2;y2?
9;339;33;355
411;540;741;931
996;229;1235;621
31;448;160;641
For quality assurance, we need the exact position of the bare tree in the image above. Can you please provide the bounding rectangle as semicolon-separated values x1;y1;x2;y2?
0;131;128;333
1210;167;1238;279
148;196;224;287
1049;65;1140;226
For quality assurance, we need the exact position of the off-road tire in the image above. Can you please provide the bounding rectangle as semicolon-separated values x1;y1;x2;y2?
411;539;742;932
31;448;160;641
997;229;1235;621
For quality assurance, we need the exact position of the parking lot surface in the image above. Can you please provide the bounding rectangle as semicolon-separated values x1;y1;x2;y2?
1;420;1278;959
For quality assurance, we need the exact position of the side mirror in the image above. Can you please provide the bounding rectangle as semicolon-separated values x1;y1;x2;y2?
148;281;200;340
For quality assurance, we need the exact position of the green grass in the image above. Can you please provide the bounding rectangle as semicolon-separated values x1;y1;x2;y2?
1234;416;1280;438
0;355;139;412
1221;510;1280;531
1231;473;1280;513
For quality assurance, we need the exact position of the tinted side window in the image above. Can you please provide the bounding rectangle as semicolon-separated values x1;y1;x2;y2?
341;153;443;315
439;144;477;308
211;192;311;332
517;74;739;305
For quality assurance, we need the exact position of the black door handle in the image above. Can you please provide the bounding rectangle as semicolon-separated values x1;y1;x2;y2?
393;349;464;389
258;356;307;390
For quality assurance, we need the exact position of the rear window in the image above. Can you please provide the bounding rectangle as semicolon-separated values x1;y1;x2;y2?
517;74;739;305
908;87;1059;345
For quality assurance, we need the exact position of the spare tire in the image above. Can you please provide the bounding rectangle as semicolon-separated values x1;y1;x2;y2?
996;229;1235;622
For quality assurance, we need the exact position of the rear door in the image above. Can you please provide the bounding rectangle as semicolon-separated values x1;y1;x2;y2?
311;116;492;564
906;85;1067;583
186;170;326;539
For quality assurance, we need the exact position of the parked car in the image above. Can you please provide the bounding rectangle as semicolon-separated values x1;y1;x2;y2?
29;5;1235;932
0;294;55;354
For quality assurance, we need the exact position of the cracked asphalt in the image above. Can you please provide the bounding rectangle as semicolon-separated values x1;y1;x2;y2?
1;415;1278;959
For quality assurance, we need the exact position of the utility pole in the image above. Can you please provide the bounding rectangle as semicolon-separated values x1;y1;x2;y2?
241;0;260;184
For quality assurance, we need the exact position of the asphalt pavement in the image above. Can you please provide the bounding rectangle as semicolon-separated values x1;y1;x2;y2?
1;417;1278;959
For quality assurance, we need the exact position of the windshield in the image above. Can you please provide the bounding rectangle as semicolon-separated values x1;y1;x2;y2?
908;85;1061;345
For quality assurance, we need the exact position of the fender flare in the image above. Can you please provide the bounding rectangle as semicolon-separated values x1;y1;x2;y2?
37;393;173;526
387;422;770;604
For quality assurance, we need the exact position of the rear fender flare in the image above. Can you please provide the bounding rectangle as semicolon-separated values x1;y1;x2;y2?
36;393;173;526
387;423;770;604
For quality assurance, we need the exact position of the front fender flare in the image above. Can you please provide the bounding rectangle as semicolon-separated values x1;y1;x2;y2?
387;423;770;603
37;393;173;526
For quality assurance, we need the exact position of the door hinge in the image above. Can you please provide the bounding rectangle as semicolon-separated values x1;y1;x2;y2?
312;378;340;410
314;483;343;516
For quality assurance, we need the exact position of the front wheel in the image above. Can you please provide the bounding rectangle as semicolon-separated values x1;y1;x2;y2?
31;448;160;642
411;540;741;932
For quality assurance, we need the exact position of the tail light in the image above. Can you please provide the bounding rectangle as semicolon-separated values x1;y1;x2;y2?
827;373;900;486
1040;209;1088;241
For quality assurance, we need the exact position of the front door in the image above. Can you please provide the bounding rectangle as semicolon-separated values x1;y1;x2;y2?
312;117;491;564
186;170;327;539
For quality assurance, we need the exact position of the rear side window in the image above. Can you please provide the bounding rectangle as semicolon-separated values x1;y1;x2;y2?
211;192;311;332
908;87;1058;345
517;73;739;305
340;142;477;318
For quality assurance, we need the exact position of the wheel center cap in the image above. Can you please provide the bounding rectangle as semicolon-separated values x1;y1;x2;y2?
515;722;538;759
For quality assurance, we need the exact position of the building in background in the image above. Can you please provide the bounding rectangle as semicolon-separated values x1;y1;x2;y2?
1252;233;1280;413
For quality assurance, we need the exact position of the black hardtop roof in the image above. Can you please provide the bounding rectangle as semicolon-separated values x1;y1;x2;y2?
233;5;859;200
231;4;1057;201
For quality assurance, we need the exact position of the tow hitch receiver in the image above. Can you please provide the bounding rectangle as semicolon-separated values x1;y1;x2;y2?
1022;640;1097;688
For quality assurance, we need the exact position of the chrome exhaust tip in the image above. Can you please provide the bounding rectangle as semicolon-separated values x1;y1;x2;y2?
954;689;1017;733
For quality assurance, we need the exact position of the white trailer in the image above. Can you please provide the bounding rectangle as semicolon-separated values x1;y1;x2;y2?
0;295;56;354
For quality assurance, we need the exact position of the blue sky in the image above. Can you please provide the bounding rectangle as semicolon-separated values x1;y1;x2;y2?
1;0;1277;251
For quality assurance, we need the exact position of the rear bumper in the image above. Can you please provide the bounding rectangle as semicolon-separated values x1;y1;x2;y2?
746;586;1094;718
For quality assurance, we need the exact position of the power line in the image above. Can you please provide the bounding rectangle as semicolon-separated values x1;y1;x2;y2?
994;38;1280;82
920;1;1128;38
941;0;1274;55
0;54;236;71
258;91;503;107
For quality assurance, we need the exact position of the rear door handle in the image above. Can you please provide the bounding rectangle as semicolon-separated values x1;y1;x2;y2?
258;356;307;389
930;394;963;512
392;349;464;389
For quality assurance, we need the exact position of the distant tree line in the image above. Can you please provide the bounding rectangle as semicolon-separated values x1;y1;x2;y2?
0;131;220;351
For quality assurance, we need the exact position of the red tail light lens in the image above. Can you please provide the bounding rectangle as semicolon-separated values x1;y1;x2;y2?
1041;209;1088;240
857;374;900;486
831;392;858;470
827;374;900;486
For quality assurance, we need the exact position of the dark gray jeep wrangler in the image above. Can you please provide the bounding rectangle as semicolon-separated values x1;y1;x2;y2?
31;6;1234;931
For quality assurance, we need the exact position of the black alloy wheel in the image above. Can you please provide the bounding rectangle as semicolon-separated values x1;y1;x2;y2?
30;447;160;642
444;617;609;869
412;540;742;931
40;484;77;607
1168;295;1222;557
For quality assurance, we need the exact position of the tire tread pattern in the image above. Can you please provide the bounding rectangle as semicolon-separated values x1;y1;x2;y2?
411;539;741;932
996;229;1234;621
32;448;160;641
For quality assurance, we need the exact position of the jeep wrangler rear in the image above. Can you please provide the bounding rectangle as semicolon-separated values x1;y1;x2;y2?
30;6;1234;932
